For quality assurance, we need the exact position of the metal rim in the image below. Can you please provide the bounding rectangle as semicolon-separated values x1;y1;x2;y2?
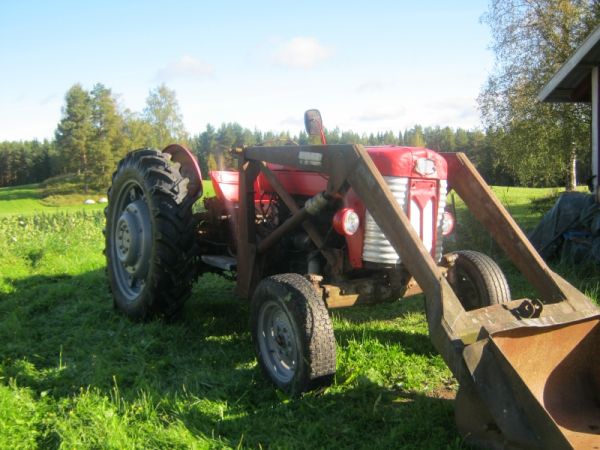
110;179;153;303
256;299;299;383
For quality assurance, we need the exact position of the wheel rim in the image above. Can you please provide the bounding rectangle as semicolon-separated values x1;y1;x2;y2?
110;180;153;302
257;300;299;383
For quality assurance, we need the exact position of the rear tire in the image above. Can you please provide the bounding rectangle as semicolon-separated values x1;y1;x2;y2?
447;250;510;310
105;148;196;320
250;273;336;396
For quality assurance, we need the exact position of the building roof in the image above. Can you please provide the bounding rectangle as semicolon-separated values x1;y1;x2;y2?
539;25;600;103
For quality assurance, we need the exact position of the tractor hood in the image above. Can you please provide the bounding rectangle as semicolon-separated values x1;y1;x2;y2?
366;146;448;179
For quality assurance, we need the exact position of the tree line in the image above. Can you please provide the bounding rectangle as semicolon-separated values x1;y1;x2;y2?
191;122;511;184
1;82;519;191
0;83;190;189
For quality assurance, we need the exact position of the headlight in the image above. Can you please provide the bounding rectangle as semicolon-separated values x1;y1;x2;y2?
333;208;360;236
441;211;455;236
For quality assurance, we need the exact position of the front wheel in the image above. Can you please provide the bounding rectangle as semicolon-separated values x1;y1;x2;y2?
250;273;336;396
446;250;511;310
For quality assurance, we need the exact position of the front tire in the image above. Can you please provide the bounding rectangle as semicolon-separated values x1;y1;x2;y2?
446;250;511;310
250;273;336;396
105;148;196;320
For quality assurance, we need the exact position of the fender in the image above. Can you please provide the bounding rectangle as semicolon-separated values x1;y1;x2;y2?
163;144;203;201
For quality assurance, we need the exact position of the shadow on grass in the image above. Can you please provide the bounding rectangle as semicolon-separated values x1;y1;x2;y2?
176;378;460;449
0;270;463;449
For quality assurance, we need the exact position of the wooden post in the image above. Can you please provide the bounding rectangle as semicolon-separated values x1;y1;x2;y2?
592;66;600;201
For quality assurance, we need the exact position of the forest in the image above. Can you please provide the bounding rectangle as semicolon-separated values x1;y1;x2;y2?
0;82;546;192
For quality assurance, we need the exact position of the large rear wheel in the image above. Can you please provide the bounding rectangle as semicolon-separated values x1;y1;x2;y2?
250;273;336;396
105;148;196;320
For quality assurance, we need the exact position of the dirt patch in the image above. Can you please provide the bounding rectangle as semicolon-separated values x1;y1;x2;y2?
427;385;457;400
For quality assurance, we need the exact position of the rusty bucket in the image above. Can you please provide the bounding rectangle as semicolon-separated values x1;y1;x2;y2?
458;317;600;449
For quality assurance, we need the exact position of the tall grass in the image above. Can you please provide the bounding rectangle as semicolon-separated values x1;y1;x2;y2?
0;210;461;449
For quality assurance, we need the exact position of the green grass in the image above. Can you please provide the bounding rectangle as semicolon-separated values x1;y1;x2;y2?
0;184;598;449
0;181;216;217
0;184;106;217
0;211;460;449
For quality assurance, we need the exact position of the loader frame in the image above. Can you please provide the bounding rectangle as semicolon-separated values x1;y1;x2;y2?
235;143;600;449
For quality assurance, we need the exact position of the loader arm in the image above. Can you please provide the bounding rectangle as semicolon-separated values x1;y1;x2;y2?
237;144;600;449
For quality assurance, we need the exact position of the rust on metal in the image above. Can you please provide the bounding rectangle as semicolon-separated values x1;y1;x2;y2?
491;319;600;449
235;143;600;447
235;158;261;298
322;275;405;309
402;277;423;298
443;152;565;303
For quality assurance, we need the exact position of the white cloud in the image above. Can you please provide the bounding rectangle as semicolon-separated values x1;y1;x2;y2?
156;55;214;81
273;37;332;69
356;80;395;93
424;97;480;127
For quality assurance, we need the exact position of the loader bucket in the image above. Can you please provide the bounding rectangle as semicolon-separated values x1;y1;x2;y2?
460;317;600;449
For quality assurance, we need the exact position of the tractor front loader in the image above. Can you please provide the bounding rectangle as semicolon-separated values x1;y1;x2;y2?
105;110;600;448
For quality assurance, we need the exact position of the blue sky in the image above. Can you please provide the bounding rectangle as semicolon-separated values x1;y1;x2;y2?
0;0;493;141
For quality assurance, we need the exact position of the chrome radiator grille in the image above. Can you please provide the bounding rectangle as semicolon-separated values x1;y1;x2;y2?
362;177;409;265
434;180;447;261
362;177;446;265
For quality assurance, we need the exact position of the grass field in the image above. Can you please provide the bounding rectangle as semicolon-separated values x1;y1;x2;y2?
0;184;107;217
0;183;597;449
0;182;217;218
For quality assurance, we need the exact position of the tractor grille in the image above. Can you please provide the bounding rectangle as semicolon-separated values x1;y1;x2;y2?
363;177;409;265
434;180;447;261
362;177;446;265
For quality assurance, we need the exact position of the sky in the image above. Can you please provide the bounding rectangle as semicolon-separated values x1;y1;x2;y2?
0;0;494;141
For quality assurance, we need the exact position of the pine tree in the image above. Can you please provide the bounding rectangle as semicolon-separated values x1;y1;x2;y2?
89;83;125;187
406;125;426;147
55;84;93;180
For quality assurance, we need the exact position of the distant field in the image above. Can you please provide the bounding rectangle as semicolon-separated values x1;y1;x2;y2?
0;184;106;216
490;185;577;229
0;182;597;448
0;181;564;218
0;181;216;216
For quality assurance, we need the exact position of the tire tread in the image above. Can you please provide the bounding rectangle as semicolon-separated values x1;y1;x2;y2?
250;273;336;395
450;250;511;310
105;148;196;320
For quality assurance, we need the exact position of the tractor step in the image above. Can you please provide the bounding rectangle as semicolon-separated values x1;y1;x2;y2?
201;255;237;271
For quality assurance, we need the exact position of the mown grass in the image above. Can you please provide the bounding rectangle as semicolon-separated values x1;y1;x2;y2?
0;184;598;449
0;181;216;217
0;184;106;217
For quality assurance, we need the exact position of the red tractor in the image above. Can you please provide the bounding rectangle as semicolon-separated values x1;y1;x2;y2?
105;110;600;449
